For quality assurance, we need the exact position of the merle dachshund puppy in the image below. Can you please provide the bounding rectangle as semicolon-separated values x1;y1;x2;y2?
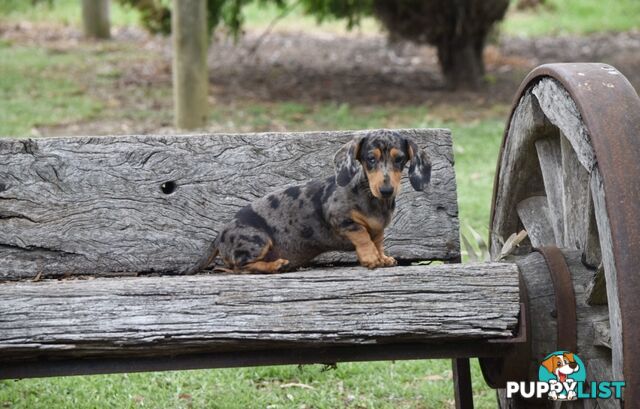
194;130;431;273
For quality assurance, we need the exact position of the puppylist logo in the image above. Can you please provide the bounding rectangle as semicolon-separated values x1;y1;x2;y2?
506;351;625;401
538;351;585;400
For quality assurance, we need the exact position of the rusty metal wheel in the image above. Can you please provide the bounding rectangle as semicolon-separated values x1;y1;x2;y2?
488;63;640;408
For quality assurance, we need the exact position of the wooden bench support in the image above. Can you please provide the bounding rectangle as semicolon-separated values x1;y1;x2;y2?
453;358;474;409
1;340;518;380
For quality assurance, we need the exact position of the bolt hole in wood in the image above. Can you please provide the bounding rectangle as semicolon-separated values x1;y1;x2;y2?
160;181;177;195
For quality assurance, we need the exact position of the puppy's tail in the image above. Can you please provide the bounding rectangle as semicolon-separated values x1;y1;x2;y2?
187;235;221;274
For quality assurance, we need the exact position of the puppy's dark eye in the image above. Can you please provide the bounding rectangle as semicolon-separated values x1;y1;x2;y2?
367;157;376;166
395;155;405;164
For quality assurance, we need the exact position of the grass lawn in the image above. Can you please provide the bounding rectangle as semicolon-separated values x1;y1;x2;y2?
503;0;640;37
1;360;500;409
0;45;103;137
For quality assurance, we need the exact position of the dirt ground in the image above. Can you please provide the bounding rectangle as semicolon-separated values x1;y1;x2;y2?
211;28;640;106
2;21;640;131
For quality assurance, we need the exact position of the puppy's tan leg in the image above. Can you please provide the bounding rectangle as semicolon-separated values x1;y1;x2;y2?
344;227;382;269
240;239;289;273
373;233;397;267
244;259;289;273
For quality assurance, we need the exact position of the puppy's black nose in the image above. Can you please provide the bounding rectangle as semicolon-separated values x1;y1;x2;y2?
379;186;394;198
569;362;577;369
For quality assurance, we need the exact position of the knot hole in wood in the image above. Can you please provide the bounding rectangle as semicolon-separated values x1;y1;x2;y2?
160;181;177;195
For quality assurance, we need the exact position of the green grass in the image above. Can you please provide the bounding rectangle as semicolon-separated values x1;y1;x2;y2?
0;360;498;408
502;0;640;37
0;0;141;27
0;43;103;137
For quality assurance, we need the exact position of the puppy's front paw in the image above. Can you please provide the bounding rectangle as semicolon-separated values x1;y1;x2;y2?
380;255;397;267
358;252;382;269
274;259;290;271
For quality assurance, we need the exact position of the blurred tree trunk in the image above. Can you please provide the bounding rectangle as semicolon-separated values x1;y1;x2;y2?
172;0;208;129
81;0;111;39
373;0;509;90
436;35;485;90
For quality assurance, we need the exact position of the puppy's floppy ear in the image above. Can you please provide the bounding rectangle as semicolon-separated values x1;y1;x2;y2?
541;356;557;374
334;136;364;187
565;352;575;362
406;139;432;191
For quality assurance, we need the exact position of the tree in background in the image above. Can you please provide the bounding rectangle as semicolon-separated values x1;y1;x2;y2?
82;0;111;39
372;0;510;89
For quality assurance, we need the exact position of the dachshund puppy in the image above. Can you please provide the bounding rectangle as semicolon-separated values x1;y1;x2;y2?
194;130;431;273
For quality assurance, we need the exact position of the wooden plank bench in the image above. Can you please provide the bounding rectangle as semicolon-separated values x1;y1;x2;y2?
0;128;521;407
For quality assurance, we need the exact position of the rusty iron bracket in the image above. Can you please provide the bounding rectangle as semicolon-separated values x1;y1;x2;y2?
535;246;578;352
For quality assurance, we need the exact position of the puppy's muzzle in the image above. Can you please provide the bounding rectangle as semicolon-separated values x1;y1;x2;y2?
379;185;394;198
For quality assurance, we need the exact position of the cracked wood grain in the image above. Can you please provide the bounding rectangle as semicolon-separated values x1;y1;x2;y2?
0;129;459;280
0;263;519;361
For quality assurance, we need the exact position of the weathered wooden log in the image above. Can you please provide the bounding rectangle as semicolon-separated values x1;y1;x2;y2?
0;263;519;364
0;129;459;280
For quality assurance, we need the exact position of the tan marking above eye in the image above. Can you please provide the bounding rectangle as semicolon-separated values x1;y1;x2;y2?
372;148;382;160
390;148;401;159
